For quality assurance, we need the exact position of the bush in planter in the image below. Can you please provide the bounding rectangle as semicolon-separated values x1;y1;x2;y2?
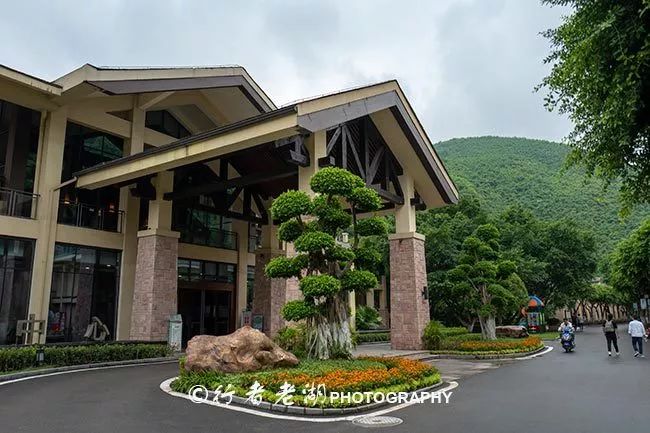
355;306;382;330
356;332;390;343
274;325;307;358
422;321;445;350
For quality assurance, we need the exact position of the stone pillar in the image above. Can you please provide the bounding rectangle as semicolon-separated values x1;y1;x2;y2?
29;108;68;343
116;101;145;340
251;247;291;337
129;171;179;341
389;174;429;350
232;219;249;328
378;276;390;327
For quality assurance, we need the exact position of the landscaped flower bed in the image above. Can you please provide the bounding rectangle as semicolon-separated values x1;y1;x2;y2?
433;335;544;355
171;356;440;408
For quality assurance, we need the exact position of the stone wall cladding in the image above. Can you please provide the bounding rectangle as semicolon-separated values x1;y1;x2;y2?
389;234;429;350
251;248;301;337
130;234;178;341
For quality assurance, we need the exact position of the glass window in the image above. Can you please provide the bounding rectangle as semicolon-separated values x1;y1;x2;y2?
145;110;190;139
0;236;35;345
177;258;235;284
47;243;120;343
0;99;40;194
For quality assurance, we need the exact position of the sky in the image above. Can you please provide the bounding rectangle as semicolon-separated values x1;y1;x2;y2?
0;0;572;143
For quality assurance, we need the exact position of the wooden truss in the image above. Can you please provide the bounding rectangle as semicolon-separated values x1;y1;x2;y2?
318;116;407;206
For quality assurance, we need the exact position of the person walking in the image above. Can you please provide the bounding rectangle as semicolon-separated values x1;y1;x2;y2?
602;314;619;356
628;316;646;358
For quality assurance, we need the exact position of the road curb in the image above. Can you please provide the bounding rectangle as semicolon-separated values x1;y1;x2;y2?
426;346;548;360
0;356;180;383
170;378;446;417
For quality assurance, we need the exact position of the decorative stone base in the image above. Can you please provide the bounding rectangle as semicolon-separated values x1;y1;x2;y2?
130;233;179;341
251;248;301;337
389;233;429;350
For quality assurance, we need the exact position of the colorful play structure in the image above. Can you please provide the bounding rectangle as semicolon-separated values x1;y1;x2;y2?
522;295;546;333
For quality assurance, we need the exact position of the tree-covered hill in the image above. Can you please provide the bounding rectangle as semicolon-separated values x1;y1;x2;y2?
434;136;650;258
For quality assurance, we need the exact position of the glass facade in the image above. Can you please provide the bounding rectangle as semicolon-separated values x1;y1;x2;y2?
246;265;255;310
58;123;124;231
145;110;190;139
0;237;34;345
47;244;120;342
0;99;41;218
177;258;235;283
173;203;236;250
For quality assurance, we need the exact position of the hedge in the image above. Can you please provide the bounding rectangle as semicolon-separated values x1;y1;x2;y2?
0;343;171;374
356;332;390;344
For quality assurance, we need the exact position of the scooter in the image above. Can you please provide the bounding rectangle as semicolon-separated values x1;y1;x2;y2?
560;328;575;352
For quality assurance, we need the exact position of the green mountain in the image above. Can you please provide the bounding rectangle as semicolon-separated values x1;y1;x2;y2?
434;136;650;257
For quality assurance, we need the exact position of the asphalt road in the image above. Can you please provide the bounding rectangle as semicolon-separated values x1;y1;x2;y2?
1;326;648;433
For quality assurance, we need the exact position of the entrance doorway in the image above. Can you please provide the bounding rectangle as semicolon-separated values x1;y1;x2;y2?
176;258;237;345
178;288;233;345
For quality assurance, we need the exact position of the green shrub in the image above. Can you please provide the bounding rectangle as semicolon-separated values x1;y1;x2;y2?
274;325;307;358
294;232;336;253
341;270;378;292
422;320;445;350
355;306;382;330
440;327;470;338
300;275;341;298
356;332;390;343
278;219;303;242
0;343;170;374
309;167;365;197
271;190;312;222
281;300;318;321
355;217;388;237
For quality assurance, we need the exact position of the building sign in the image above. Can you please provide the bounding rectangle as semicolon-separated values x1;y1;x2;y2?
252;314;264;331
640;298;648;310
242;310;252;327
168;314;183;352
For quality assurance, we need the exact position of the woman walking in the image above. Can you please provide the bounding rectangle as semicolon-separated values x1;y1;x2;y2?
602;314;619;357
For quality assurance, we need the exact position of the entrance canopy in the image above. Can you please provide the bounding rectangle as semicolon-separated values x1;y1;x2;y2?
74;81;458;215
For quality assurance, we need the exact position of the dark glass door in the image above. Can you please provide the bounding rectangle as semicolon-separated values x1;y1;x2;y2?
178;288;233;346
204;291;231;337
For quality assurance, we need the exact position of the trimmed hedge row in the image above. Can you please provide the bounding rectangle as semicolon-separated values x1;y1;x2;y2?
356;332;390;344
0;343;171;374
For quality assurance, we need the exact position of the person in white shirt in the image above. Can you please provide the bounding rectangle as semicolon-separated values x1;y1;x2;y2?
628;316;646;358
558;318;574;333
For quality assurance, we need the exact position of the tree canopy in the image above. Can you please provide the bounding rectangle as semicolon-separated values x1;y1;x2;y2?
609;218;650;303
539;0;650;208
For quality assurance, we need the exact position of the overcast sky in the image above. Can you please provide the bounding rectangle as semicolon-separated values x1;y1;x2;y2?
0;0;571;143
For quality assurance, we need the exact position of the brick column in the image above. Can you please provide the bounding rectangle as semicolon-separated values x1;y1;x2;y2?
389;232;429;350
251;248;297;337
129;230;179;341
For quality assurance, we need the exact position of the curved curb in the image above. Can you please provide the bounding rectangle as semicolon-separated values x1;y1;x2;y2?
160;378;458;423
0;356;179;384
426;345;550;360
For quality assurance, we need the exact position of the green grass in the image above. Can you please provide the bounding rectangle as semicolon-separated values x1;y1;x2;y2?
531;332;560;340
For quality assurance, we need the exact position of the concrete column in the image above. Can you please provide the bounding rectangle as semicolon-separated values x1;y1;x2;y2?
298;130;326;195
389;174;429;350
28;108;67;342
232;219;249;328
115;102;145;340
129;171;179;341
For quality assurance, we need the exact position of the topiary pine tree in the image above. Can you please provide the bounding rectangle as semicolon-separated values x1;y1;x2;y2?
265;167;387;359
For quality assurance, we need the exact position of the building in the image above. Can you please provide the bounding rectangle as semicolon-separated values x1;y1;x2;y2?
0;63;458;350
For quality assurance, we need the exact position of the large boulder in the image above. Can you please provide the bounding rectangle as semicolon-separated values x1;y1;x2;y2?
184;326;299;373
495;325;529;338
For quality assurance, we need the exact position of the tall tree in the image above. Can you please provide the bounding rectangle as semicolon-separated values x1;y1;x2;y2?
265;167;385;359
447;224;526;340
540;0;650;208
609;218;650;302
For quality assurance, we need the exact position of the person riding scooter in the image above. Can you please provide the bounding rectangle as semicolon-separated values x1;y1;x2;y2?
558;318;576;352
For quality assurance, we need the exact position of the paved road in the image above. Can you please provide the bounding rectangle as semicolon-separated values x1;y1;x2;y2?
1;326;648;433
